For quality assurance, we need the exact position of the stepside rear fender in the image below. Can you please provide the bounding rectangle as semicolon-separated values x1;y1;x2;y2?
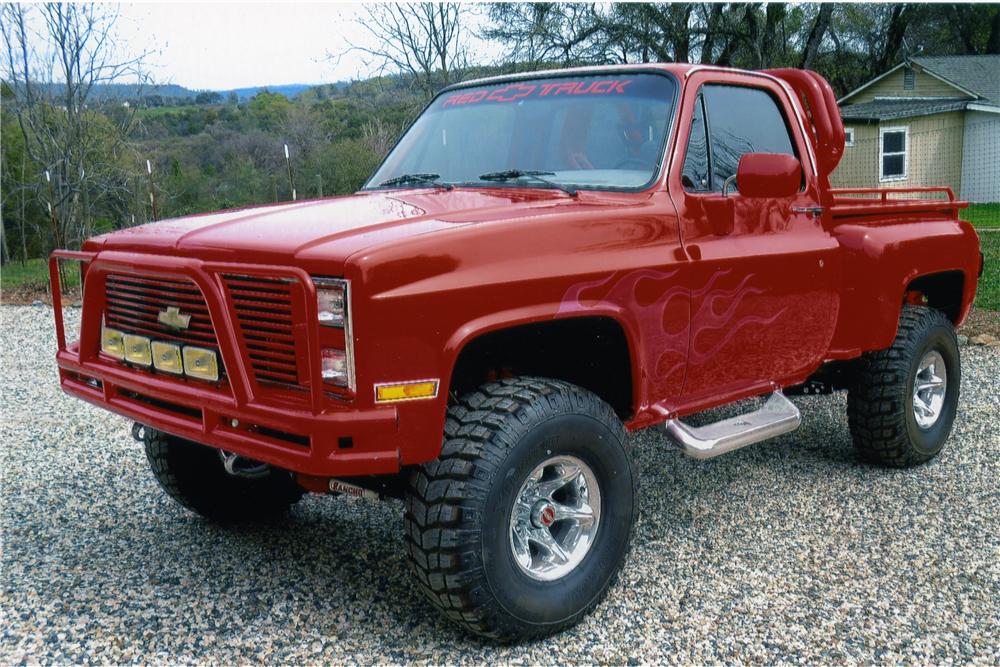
828;219;980;356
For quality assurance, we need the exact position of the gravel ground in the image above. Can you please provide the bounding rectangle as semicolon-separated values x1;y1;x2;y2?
2;304;999;664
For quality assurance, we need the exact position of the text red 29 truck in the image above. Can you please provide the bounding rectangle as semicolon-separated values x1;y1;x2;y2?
51;64;982;640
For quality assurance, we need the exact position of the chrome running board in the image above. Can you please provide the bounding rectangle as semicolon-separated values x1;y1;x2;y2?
664;391;801;460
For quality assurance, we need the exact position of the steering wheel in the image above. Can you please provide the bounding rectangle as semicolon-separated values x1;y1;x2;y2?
614;157;652;170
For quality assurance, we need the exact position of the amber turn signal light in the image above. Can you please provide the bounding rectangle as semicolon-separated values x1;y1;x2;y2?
375;380;439;403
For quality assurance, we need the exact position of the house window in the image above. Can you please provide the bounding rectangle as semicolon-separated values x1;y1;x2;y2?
903;67;915;90
879;126;908;182
844;128;854;147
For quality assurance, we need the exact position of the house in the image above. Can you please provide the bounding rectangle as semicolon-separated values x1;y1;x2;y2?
834;55;999;203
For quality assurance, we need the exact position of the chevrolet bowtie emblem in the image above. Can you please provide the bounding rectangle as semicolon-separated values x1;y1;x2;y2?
158;306;192;330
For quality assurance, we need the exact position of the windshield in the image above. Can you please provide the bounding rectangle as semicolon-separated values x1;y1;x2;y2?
365;73;677;192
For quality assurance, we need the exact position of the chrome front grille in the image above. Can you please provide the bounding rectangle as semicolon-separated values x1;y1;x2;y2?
101;269;310;393
221;274;303;389
103;273;217;348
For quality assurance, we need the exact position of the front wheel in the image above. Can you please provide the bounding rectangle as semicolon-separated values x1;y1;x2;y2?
847;306;961;467
405;377;637;641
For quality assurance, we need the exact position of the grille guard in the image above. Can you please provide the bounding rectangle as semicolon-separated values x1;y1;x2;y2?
49;249;348;414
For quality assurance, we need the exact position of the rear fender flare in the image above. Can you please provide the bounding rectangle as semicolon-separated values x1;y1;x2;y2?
831;222;977;353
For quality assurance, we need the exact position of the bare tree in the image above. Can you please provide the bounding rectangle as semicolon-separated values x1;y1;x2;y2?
339;3;471;101
698;3;726;64
1;3;151;251
485;3;607;68
800;4;834;69
362;118;398;159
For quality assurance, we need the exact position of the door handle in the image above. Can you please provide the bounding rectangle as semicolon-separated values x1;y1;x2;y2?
791;206;825;218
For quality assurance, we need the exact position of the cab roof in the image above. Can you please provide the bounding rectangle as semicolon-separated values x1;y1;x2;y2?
444;63;710;92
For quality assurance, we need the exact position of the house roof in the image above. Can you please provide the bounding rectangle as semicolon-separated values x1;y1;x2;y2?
840;98;973;121
839;54;1000;105
910;55;1000;105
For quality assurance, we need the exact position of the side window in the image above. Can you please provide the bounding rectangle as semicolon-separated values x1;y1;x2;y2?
702;84;796;191
682;94;711;191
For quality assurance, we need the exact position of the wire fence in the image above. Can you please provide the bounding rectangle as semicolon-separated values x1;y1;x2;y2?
831;117;999;224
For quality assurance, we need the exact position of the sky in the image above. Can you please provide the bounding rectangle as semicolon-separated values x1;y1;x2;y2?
115;2;492;91
116;2;374;89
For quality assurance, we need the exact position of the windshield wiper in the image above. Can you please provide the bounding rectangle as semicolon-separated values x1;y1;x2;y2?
477;169;577;197
377;173;454;190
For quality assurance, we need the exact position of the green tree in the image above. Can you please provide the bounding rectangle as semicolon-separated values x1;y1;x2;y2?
246;91;292;132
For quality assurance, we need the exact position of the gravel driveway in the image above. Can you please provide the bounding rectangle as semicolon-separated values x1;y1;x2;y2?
2;304;998;664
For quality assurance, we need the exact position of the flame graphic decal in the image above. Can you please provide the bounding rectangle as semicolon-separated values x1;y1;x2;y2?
687;270;786;365
559;268;786;397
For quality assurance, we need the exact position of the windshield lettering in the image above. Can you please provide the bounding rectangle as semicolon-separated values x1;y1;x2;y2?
442;79;635;108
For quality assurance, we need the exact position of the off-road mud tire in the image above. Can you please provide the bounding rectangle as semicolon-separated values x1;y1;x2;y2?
847;306;960;467
405;377;638;641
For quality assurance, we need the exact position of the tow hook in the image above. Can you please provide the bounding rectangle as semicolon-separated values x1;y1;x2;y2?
218;450;271;479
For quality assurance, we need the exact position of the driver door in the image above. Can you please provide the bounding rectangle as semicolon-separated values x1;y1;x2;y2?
669;74;841;402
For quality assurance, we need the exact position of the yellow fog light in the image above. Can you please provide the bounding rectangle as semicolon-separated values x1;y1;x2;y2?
101;327;125;359
122;334;153;366
183;346;220;382
151;341;184;375
375;380;439;403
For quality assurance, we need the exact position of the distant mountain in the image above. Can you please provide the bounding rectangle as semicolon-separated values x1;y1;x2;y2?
19;81;202;101
12;80;340;103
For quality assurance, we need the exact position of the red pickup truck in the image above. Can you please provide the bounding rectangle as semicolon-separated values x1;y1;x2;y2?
51;64;982;640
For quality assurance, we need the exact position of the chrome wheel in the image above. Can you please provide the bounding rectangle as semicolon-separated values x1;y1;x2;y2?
912;350;948;430
509;455;601;582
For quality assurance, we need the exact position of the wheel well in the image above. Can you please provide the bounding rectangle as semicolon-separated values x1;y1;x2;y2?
449;317;634;420
904;271;965;323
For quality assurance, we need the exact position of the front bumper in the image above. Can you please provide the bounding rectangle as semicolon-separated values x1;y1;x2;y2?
51;249;400;477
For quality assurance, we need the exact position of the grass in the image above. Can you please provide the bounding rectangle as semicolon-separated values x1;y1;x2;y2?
2;257;79;295
977;231;1000;311
962;203;1000;229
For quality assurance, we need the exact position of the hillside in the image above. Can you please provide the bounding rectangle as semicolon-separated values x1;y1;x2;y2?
22;80;339;103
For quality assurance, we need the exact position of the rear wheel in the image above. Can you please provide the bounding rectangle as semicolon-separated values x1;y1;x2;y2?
142;427;304;522
847;306;960;467
405;377;637;641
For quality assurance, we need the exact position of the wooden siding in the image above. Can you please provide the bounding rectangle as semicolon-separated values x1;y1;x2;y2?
960;112;1000;202
848;65;974;103
832;112;966;196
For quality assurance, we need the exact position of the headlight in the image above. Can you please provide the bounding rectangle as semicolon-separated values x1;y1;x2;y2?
321;348;349;386
123;334;153;366
101;327;126;359
151;341;184;375
182;346;220;382
314;278;347;327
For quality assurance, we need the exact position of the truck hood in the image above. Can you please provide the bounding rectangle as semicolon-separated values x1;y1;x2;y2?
87;188;585;265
